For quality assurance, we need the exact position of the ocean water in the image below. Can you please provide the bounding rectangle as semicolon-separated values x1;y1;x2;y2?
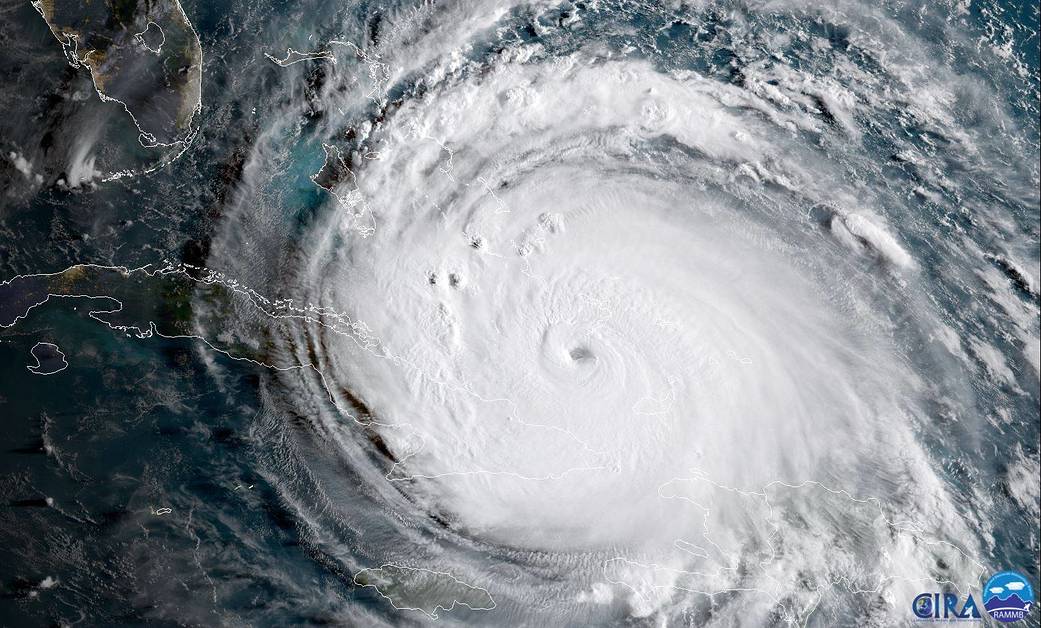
0;0;1038;625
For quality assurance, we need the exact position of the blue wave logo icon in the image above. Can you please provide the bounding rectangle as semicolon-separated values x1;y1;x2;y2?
983;571;1034;623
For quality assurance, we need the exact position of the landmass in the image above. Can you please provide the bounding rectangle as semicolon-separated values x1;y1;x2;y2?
26;342;68;375
353;564;496;619
32;0;202;147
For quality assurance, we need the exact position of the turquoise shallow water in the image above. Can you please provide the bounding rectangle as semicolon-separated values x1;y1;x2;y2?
0;0;1038;625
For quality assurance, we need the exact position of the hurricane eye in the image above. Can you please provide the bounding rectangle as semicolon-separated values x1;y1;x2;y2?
568;346;594;361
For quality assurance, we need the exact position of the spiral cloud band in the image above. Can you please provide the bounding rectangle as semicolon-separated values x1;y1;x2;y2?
0;0;1037;622
304;56;933;549
154;0;1040;623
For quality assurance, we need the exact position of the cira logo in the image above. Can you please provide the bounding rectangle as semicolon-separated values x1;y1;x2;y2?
982;571;1034;623
912;592;981;621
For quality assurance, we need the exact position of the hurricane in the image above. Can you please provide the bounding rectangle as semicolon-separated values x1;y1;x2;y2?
0;0;1037;625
